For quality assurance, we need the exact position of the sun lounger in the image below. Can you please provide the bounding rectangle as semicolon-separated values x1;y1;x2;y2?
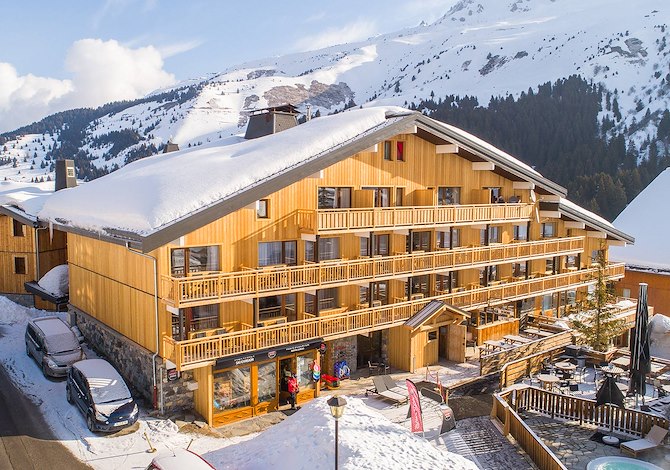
366;376;408;404
620;425;668;457
381;375;409;397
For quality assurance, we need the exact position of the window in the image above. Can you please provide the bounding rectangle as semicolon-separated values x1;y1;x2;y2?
545;258;555;274
305;241;315;262
435;274;455;292
409;231;431;252
489;187;502;203
257;362;277;403
591;249;605;265
437;187;461;205
451;229;460;248
370;187;391;207
258;241;297;267
259;294;296;321
370;281;388;305
257;199;269;218
171;246;219;277
297;353;316;389
541;222;556;238
566;255;578;269
12;219;25;237
480;226;500;245
213;368;251;412
512;262;527;278
318;237;340;261
396;187;404;206
372;234;390;256
513;224;528;241
14;257;26;275
359;237;369;257
383;141;392;160
318;187;351;209
439;228;461;248
428;331;438;341
622;288;631;299
305;288;339;312
408;275;429;296
542;294;556;313
396;141;405;161
190;304;219;331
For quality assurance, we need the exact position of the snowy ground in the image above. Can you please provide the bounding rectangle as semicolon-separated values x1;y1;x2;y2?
0;296;476;469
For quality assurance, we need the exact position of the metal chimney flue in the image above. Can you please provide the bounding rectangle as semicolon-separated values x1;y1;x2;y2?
55;159;77;191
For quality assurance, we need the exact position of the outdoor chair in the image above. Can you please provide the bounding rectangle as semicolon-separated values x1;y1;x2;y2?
620;425;668;457
381;375;409;397
366;376;408;405
569;383;579;392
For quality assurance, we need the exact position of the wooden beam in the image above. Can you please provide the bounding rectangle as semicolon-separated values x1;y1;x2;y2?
608;240;626;247
363;144;378;153
472;161;495;171
539;210;561;219
354;231;370;238
564;221;585;229
393;229;409;236
436;144;459;154
308;170;324;179
301;233;316;242
586;231;607;239
513;181;535;190
540;195;561;203
403;125;418;134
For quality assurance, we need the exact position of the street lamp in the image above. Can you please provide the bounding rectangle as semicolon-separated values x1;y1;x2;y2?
327;396;347;470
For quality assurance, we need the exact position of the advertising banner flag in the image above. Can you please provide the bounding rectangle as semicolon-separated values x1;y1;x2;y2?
406;379;423;433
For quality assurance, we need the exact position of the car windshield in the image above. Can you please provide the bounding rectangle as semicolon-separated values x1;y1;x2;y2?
45;332;80;354
88;375;132;404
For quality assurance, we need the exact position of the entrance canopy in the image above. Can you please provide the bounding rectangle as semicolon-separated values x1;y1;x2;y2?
404;301;469;333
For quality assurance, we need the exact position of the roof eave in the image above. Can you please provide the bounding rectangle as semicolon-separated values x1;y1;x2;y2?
544;201;635;244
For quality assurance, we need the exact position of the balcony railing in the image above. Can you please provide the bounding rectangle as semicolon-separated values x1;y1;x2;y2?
298;203;534;233
163;263;625;370
161;236;585;308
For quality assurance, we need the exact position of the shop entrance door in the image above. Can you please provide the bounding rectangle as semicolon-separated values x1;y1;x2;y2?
278;357;295;406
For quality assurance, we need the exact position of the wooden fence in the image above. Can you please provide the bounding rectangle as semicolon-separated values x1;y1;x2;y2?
499;346;567;389
480;330;573;375
491;393;567;470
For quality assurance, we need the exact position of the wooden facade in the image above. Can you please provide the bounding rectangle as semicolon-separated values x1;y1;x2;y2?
31;113;633;426
0;214;67;307
615;269;670;316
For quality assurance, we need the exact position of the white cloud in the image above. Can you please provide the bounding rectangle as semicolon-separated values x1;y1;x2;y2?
292;20;377;52
0;39;176;132
158;39;203;58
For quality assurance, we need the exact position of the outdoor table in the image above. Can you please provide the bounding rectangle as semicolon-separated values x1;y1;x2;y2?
537;374;560;390
555;361;577;372
600;365;624;377
503;334;531;344
483;340;509;352
611;357;630;369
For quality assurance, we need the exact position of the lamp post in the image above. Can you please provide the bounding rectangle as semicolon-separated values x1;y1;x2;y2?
328;396;347;470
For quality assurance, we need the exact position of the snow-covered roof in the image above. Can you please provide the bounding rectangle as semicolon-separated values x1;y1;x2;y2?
610;168;670;270
557;197;633;243
0;180;53;224
3;106;574;252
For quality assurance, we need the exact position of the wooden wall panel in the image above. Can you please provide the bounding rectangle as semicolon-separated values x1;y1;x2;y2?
447;324;466;363
192;366;212;426
616;270;670;316
0;252;35;293
387;326;411;371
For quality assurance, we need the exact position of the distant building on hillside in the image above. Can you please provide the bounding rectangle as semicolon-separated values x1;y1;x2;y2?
611;167;670;316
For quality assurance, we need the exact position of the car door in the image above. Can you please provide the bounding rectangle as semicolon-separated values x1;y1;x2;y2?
26;325;40;361
71;370;90;415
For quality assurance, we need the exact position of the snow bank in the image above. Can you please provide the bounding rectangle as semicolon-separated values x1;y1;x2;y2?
649;313;670;360
38;264;69;297
205;396;476;470
39;106;410;235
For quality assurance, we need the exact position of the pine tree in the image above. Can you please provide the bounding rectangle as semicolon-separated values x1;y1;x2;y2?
570;246;627;352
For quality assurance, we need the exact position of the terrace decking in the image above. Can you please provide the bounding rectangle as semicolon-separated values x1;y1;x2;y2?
164;263;625;371
161;236;586;308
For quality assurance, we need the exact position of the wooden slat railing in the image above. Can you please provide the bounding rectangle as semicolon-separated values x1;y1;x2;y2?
500;387;669;438
491;393;567;470
164;263;625;370
161;236;585;308
299;203;534;233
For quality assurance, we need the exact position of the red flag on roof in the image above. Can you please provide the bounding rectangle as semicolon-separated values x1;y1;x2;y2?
406;379;423;433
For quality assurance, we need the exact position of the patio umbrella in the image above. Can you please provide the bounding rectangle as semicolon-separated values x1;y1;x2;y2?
595;375;626;435
628;283;651;404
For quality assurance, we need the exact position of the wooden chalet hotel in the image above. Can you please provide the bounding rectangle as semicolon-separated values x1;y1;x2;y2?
0;106;634;426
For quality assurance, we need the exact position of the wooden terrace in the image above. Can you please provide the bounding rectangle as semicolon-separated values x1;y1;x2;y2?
298;202;534;234
161;236;586;308
163;262;625;370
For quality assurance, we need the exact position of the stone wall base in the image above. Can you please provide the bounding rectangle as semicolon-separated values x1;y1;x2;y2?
71;308;196;417
324;336;358;378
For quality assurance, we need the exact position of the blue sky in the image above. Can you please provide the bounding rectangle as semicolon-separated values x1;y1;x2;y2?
0;0;455;132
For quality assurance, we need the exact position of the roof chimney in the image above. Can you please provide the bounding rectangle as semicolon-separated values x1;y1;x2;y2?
244;104;299;139
55;159;77;191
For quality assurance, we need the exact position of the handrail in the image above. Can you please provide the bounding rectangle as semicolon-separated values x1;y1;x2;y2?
161;236;586;308
164;263;625;370
300;202;534;232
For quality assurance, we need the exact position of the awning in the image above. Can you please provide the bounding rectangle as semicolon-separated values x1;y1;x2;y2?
24;281;68;306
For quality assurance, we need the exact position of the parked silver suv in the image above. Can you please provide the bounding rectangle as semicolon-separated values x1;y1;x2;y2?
25;316;85;377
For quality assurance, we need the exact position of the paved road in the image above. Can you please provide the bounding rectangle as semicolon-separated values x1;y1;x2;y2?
0;360;91;470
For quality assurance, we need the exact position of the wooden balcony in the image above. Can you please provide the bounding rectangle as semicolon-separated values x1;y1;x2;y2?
161;236;585;308
298;203;534;234
163;262;625;370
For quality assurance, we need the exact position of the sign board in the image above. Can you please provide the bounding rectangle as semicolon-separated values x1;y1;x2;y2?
167;368;180;382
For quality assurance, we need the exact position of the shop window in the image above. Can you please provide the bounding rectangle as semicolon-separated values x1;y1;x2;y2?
297;353;316;389
171;246;219;277
257;362;277;403
383;141;392;160
213;367;251;412
258;240;297;267
318;187;351;209
437;187;460;205
396;141;405;161
14;257;26;275
12;219;25;237
257;199;269;218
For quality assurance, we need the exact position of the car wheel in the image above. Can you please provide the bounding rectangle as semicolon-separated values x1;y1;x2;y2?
66;385;73;404
86;414;95;432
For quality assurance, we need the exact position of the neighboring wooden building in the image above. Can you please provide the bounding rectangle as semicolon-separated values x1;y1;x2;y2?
4;108;633;425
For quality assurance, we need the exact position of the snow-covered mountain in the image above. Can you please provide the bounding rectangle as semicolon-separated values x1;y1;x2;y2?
1;0;668;183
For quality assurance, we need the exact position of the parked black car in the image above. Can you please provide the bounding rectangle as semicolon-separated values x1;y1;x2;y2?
25;316;85;377
66;359;139;432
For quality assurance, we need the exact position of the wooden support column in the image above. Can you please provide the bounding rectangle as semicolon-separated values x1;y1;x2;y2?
253;298;259;327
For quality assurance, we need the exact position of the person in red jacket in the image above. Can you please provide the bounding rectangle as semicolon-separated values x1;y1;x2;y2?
287;373;299;410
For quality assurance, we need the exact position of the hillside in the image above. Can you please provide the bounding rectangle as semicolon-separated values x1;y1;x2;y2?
1;0;668;219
